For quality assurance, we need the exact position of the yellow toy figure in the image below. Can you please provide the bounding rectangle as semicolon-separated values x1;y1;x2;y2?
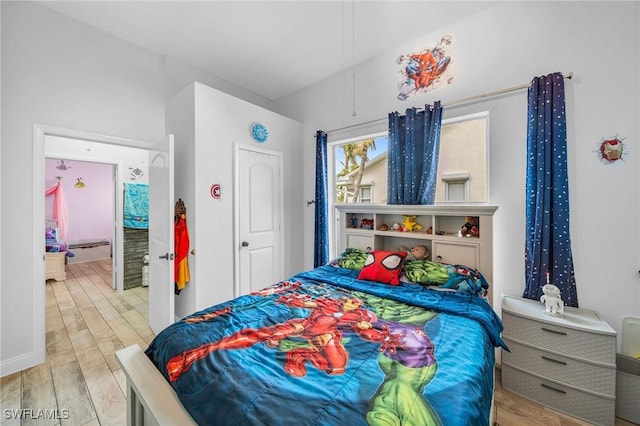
402;215;423;232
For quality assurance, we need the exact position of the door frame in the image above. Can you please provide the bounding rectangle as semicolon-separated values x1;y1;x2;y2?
34;124;149;297
233;144;284;298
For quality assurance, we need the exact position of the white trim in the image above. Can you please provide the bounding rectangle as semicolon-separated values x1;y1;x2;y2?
327;130;387;257
37;124;148;293
28;123;149;378
334;203;498;216
441;172;471;202
233;143;285;298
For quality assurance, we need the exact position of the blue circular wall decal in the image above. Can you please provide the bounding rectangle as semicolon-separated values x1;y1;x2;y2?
251;123;268;143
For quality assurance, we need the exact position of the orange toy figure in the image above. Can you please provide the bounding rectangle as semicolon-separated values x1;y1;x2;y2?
460;216;479;237
166;293;406;382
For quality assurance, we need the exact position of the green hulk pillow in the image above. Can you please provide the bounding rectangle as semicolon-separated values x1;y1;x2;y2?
333;248;369;271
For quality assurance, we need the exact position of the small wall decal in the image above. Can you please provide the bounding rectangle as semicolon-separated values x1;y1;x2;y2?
210;183;221;199
596;135;627;163
397;35;454;101
251;123;268;143
129;167;144;180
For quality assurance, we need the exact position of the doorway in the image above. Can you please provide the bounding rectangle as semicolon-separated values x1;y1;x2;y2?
44;157;117;287
42;131;149;292
34;124;153;365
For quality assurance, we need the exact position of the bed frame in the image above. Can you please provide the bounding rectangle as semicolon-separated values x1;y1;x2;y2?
116;345;196;426
67;239;111;264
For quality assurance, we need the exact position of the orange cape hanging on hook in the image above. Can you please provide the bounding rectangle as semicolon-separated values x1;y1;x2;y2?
175;213;190;291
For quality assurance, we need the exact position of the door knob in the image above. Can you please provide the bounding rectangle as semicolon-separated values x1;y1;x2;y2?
241;241;249;247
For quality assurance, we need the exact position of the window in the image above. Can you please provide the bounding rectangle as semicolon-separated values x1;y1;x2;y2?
333;135;388;203
328;112;488;258
441;172;471;202
359;186;373;203
331;112;488;205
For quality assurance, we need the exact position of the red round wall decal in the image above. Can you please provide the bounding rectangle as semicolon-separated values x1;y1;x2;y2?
210;184;221;199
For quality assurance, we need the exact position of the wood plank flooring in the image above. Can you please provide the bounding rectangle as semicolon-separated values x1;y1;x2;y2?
494;368;636;426
1;259;636;425
1;260;152;426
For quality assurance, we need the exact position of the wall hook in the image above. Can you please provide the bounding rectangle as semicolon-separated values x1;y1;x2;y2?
306;200;316;206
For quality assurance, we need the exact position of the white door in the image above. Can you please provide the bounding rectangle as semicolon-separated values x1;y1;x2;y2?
148;135;175;335
237;148;283;295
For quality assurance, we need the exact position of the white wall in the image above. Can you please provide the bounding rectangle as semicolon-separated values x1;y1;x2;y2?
0;1;301;376
45;159;115;242
167;82;303;318
274;1;640;348
0;1;164;375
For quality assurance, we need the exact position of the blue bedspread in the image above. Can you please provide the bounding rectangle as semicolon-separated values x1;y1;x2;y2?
146;266;506;426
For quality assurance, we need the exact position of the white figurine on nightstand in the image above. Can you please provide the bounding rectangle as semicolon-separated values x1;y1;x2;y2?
540;273;564;317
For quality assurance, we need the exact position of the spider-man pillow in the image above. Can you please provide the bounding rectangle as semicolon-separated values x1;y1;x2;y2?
357;250;407;285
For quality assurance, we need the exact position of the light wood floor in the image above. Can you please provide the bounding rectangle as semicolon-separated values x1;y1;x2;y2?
0;259;153;426
1;259;636;426
494;368;636;426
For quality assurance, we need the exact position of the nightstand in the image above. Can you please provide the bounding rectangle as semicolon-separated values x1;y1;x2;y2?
501;295;617;426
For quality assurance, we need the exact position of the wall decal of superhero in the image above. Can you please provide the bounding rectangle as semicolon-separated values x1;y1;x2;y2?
397;35;454;101
596;135;627;163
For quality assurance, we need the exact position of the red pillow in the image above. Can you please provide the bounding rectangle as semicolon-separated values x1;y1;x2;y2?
357;250;407;285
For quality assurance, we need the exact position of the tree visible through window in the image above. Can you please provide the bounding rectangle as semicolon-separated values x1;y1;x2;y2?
332;112;487;205
334;136;388;203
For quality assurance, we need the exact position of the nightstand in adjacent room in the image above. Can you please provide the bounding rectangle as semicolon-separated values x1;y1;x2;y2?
501;295;617;426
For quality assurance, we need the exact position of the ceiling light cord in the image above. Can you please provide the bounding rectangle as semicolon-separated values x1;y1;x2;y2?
351;0;356;117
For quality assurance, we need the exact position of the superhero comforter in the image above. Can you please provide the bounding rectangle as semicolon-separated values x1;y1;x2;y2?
145;265;507;426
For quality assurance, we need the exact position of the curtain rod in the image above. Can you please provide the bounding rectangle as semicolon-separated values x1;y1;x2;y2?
323;72;573;135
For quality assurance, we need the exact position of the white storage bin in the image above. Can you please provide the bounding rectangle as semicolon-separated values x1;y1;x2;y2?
616;353;640;424
621;316;640;358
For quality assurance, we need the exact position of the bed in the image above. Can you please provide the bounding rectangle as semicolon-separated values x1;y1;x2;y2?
116;251;506;426
45;218;68;281
67;238;111;264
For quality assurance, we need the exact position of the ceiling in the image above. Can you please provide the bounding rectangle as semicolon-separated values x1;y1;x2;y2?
38;1;498;101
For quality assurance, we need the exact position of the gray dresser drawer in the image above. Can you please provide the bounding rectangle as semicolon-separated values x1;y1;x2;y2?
502;311;616;364
503;339;615;396
502;365;615;426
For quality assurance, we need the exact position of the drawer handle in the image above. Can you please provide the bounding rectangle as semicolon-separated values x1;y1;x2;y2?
540;383;566;394
541;355;567;365
541;327;567;336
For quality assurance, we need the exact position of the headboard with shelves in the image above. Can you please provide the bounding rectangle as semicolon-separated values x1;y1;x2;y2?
335;204;498;305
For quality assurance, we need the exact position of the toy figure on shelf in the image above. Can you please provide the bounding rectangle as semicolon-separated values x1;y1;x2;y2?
460;216;479;237
350;214;358;229
426;226;433;234
361;218;374;230
402;215;423;232
378;223;389;231
398;245;429;261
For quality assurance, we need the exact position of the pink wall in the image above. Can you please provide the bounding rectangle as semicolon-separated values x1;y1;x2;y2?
45;159;114;242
